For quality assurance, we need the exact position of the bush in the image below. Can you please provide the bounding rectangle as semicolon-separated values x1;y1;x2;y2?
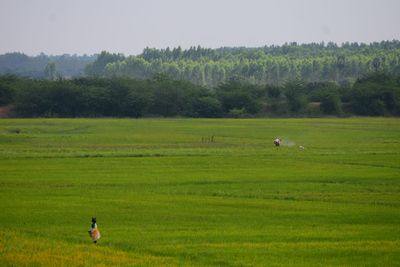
284;80;308;113
350;74;400;115
0;84;15;106
192;96;222;118
320;92;342;115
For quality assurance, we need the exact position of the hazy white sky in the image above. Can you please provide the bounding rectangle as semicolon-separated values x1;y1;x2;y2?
0;0;399;55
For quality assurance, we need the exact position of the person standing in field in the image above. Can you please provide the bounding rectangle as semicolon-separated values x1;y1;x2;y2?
88;217;101;244
274;138;282;146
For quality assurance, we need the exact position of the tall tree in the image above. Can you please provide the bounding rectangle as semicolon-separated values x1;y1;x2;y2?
44;62;57;80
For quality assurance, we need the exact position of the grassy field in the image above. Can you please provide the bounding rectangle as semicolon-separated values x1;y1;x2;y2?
0;118;399;266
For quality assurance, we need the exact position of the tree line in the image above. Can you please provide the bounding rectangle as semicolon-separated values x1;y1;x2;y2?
0;53;95;79
86;40;400;87
1;72;399;118
2;41;399;87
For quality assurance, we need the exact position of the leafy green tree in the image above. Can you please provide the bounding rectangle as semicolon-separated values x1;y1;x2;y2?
350;73;400;115
148;76;189;116
216;77;262;115
191;96;222;117
14;81;53;116
266;85;282;99
44;62;57;80
320;91;342;115
284;80;307;113
85;51;124;76
0;79;15;105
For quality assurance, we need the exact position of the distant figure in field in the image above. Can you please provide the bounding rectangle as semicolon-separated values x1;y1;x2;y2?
274;138;282;147
88;217;101;244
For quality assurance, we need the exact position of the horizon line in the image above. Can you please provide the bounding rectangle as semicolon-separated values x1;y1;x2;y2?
1;39;399;57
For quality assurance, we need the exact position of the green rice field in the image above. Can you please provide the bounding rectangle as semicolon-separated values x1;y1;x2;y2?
0;118;399;266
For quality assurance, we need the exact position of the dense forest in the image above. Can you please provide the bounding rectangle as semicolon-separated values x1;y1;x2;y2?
1;72;399;118
0;53;95;79
2;41;399;87
0;41;399;118
87;40;400;86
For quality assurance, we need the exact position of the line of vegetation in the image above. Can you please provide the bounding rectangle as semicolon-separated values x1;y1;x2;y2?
1;72;399;118
87;41;400;86
0;53;95;79
1;41;400;86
